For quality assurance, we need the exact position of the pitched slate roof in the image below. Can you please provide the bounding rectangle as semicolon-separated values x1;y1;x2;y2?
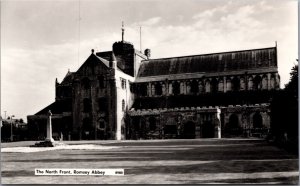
96;51;112;61
95;55;110;67
35;99;72;115
137;47;277;77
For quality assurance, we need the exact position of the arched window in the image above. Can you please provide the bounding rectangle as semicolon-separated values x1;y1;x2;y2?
186;82;191;94
253;112;263;128
173;81;180;95
262;75;268;90
140;84;147;96
122;99;125;111
226;78;232;91
83;98;91;112
270;74;276;89
253;75;262;90
248;77;253;90
240;78;245;90
168;83;173;94
205;80;211;93
228;114;239;129
155;83;162;96
231;77;240;91
198;80;204;93
151;84;155;96
190;80;199;94
98;75;106;88
81;77;90;90
180;82;186;94
211;78;218;93
218;79;224;92
149;117;156;131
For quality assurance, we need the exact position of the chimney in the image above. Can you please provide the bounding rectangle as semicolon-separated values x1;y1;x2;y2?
144;49;151;59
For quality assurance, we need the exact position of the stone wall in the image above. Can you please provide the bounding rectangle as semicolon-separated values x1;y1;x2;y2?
72;55;116;140
126;104;270;139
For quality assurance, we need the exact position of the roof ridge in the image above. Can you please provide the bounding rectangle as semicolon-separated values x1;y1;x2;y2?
144;47;276;61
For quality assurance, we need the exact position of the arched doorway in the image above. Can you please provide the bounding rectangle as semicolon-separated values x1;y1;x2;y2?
253;112;263;128
183;121;196;139
202;121;214;138
225;114;241;136
149;117;156;131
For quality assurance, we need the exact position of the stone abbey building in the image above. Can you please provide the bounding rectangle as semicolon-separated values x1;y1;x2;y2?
27;31;280;140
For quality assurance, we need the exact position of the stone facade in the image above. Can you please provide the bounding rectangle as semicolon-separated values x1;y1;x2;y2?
27;37;280;140
28;41;147;140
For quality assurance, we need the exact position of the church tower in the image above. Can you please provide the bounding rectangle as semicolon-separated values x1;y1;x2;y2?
112;22;136;76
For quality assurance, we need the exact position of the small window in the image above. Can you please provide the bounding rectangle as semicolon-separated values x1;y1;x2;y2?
121;78;126;89
122;99;125;111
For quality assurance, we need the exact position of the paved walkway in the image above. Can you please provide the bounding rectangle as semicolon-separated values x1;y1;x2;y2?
1;138;299;184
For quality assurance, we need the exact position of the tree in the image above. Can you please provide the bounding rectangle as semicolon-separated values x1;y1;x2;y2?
270;62;298;153
285;64;298;98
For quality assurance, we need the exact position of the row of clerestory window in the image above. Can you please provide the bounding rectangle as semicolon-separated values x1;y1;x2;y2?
136;75;277;97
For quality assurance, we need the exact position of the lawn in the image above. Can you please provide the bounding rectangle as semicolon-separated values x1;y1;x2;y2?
1;138;299;184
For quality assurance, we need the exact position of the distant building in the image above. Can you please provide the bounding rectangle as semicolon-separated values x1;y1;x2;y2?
1;118;28;141
27;29;280;140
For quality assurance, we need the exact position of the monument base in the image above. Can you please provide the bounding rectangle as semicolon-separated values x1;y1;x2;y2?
30;140;65;147
45;138;55;143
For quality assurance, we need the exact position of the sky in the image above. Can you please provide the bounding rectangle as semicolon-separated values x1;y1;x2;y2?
1;0;298;121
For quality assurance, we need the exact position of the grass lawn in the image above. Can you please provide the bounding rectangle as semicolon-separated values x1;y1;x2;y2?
1;138;299;184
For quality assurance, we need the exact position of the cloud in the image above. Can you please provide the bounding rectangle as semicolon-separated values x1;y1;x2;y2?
128;0;297;88
138;17;162;26
1;0;297;121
